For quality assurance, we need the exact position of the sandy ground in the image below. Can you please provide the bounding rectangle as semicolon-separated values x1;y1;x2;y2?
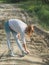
0;29;49;65
0;4;49;65
0;42;43;65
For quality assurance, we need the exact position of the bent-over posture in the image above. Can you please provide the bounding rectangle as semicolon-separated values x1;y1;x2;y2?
4;19;34;56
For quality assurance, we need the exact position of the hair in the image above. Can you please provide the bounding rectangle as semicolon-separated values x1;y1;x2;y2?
25;24;34;34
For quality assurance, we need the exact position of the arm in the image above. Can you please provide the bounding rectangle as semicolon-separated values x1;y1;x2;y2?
16;33;20;39
21;32;30;53
22;43;27;51
22;43;30;54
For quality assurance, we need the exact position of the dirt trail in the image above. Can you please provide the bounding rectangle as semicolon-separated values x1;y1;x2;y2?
0;4;49;65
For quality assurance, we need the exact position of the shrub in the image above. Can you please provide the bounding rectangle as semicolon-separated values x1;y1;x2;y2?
34;6;49;25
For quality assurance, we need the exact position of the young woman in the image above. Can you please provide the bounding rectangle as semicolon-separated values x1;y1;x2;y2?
4;19;34;56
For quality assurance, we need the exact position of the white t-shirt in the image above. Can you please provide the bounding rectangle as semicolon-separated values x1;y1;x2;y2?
9;19;27;44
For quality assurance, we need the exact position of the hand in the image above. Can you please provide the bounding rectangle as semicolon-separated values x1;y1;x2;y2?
16;33;20;39
18;33;20;39
25;49;30;54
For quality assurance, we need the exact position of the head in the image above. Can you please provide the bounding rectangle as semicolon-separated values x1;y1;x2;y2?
25;24;34;37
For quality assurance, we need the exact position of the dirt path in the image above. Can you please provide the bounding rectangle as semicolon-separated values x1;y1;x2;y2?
0;30;45;65
0;4;49;65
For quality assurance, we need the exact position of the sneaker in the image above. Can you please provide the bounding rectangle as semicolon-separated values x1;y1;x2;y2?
21;51;28;56
10;52;15;57
8;50;15;57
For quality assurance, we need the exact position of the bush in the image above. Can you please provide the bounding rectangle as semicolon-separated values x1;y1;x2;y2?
34;6;49;25
5;0;19;3
5;0;29;3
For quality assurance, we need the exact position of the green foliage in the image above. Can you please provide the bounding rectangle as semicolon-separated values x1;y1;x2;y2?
0;0;29;3
41;0;49;4
34;5;49;27
20;1;49;30
5;0;19;3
